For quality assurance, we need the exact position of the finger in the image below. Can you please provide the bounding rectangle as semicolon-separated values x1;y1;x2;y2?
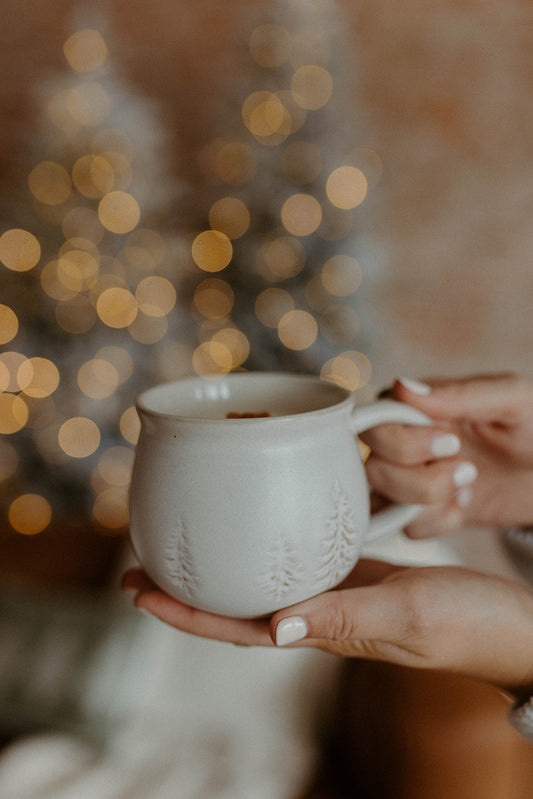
360;422;461;465
403;493;470;539
132;588;273;647
270;579;414;655
366;454;478;505
393;373;531;425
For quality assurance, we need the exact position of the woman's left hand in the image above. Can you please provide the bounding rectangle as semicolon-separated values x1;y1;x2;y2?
122;561;533;699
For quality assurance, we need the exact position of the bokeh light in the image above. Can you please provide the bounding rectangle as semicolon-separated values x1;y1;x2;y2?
208;197;250;240
0;351;27;392
96;287;138;328
0;441;19;482
56;295;98;333
119;405;141;445
291;65;333;110
326;166;367;210
58;416;101;458
98;191;140;234
8;494;52;536
192;230;233;272
127;311;168;344
0;305;19;344
255;287;295;328
18;357;60;398
321;254;363;296
320;304;360;344
258;235;306;280
0;229;41;272
281;194;322;236
29;161;72;206
193;278;234;319
135;276;176;317
72;154;114;198
320;351;371;392
192;340;233;378
78;358;119;399
278;309;318;350
63;28;108;73
211;327;250;368
0;394;29;434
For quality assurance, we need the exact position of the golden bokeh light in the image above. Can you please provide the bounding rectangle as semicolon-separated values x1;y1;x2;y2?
93;487;129;530
199;140;257;185
242;91;292;144
0;441;18;482
192;230;233;272
63;29;108;73
193;278;234;319
278;309;318;350
58;248;99;290
24;395;56;430
97;445;134;487
96;345;133;384
209;197;250;240
128;310;168;344
0;305;18;345
259;235;306;280
29;161;72;206
0;351;27;392
281;140;322;185
320;304;360;344
78;358;119;399
58;416;101;458
96;287;138;328
326;166;367;210
98;191;140;234
281;193;322;236
8;494;52;535
0;393;29;434
291;65;333;110
321;254;363;296
56;295;98;333
18;357;60;398
0;229;41;272
192;340;233;378
97;151;133;191
255;287;295;328
67;82;110;127
72;154;114;198
135;276;176;317
250;24;292;68
211;327;250;368
119;405;141;445
320;351;372;392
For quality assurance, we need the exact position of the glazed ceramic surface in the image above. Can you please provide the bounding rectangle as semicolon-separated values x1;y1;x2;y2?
129;373;430;618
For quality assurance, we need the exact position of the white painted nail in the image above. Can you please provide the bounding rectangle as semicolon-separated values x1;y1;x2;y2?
453;462;478;488
398;377;431;395
430;433;461;458
275;616;308;647
457;486;473;508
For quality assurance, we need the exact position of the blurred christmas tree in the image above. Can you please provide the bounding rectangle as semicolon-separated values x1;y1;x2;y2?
0;19;186;545
183;0;380;385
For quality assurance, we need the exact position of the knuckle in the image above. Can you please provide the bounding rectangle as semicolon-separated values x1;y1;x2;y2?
325;595;355;641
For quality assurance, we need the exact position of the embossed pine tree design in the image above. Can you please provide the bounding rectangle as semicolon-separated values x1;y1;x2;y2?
259;533;304;602
165;518;199;599
317;480;359;588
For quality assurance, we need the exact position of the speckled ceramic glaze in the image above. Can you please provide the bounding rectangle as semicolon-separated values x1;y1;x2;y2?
129;373;430;618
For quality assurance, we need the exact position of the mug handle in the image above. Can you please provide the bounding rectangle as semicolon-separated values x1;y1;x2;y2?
351;399;433;542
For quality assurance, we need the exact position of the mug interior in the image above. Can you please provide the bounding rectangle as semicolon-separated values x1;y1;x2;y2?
137;372;351;420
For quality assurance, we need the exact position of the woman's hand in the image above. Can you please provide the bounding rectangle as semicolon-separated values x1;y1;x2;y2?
122;561;533;699
361;373;533;537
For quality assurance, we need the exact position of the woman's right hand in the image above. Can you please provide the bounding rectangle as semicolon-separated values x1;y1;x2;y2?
361;373;533;537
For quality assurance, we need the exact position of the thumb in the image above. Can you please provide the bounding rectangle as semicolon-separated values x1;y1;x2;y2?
270;584;403;649
393;373;530;426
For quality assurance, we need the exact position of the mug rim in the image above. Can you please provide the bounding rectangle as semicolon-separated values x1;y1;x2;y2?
136;371;355;424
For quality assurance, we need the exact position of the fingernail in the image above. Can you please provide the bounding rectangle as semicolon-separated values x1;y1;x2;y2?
275;616;308;647
430;433;461;458
398;377;431;395
457;486;473;507
453;462;478;488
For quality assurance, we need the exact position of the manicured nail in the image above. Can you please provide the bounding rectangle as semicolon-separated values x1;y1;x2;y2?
275;616;308;647
457;486;473;508
453;462;478;488
398;377;431;395
430;433;461;458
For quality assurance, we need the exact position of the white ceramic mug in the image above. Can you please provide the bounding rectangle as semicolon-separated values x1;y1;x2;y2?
129;372;430;618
